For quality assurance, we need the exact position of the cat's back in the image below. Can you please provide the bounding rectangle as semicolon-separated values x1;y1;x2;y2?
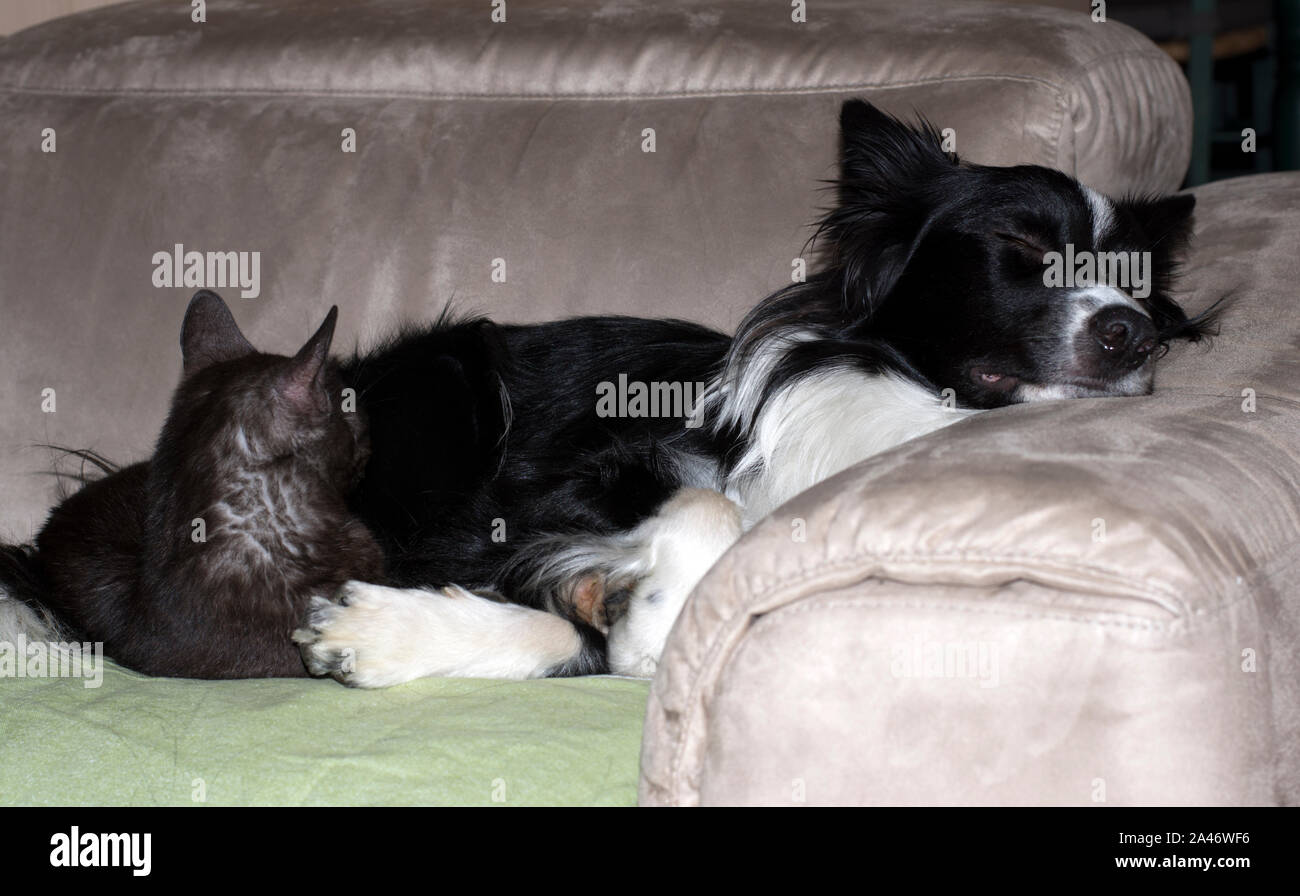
37;461;149;644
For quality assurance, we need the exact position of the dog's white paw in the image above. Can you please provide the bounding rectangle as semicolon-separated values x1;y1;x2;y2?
606;489;743;678
294;582;429;688
294;580;586;686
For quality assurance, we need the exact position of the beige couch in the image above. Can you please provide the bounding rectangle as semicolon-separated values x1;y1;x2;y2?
0;0;1294;805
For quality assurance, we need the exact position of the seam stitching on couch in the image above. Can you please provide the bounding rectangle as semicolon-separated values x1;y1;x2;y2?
0;72;1069;102
747;588;1256;634
730;586;1258;695
1075;49;1178;74
742;548;1188;611
1047;83;1070;177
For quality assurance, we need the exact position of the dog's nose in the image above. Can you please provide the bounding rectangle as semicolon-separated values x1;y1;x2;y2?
1089;306;1157;368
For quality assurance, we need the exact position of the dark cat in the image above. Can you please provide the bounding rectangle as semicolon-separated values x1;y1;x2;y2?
3;290;382;678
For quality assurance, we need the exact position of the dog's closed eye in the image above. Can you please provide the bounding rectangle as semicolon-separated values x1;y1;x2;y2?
994;231;1052;260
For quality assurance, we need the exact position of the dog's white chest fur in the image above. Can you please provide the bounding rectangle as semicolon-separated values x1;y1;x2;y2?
728;369;981;523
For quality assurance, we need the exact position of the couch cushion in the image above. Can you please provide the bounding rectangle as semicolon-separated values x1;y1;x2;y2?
640;173;1300;806
0;661;649;806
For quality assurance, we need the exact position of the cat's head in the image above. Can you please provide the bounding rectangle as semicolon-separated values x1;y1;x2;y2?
165;290;369;492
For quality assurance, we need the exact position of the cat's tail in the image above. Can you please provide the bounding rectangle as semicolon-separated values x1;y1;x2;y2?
0;444;118;645
0;542;63;644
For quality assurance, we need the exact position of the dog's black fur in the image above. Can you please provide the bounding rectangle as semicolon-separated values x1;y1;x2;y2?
337;316;732;673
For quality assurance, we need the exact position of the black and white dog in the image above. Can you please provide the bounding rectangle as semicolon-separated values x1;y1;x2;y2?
1;100;1213;685
289;99;1214;686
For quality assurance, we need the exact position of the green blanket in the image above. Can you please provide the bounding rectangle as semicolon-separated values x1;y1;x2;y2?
0;660;649;806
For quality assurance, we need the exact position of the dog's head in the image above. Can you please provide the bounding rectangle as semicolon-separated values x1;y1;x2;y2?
814;99;1213;409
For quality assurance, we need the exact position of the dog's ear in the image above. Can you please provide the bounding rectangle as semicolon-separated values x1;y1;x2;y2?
1114;193;1209;341
1120;193;1195;254
838;99;956;189
181;290;256;377
821;101;956;312
277;306;338;414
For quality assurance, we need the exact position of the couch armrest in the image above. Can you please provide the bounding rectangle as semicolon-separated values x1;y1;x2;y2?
640;173;1300;806
640;395;1296;805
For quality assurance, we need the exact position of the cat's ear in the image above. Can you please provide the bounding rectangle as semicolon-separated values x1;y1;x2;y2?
278;306;338;413
181;290;256;377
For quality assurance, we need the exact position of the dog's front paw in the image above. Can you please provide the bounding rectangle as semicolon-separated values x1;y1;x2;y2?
293;582;421;688
295;580;587;683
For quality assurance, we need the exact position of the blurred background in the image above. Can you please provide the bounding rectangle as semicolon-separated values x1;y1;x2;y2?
1;0;1296;186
